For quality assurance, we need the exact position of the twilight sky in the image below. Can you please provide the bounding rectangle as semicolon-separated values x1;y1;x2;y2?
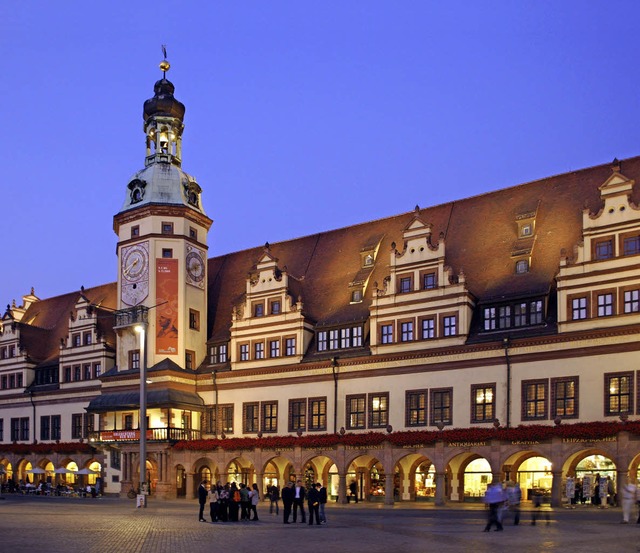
2;1;640;307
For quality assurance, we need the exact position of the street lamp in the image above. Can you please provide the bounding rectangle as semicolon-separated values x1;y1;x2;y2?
134;322;148;507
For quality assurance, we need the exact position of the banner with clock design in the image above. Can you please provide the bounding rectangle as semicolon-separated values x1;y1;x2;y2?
186;245;206;289
156;258;179;355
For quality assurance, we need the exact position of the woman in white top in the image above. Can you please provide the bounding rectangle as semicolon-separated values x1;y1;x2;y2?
249;483;260;521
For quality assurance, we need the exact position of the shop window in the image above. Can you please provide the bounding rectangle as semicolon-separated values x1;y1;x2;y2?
406;390;428;427
289;399;306;432
522;379;548;420
368;393;389;428
309;397;327;431
243;402;259;433
605;372;633;416
346;394;366;429
430;388;452;426
261;401;278;433
471;384;495;423
551;377;578;419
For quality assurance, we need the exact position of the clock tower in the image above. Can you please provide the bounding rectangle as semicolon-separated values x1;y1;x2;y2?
113;58;212;371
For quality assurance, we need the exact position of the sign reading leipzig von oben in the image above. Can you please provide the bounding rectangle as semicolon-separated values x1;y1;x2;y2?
156;258;178;355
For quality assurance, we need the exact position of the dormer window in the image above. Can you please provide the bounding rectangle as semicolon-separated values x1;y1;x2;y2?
515;259;529;274
422;271;437;290
364;254;374;267
351;289;363;303
520;223;533;237
594;238;613;260
399;276;412;294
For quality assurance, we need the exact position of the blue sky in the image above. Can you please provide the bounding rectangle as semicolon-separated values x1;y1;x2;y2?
2;1;640;306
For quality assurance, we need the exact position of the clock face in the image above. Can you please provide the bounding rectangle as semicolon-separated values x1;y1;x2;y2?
120;242;150;306
122;246;149;282
186;250;205;284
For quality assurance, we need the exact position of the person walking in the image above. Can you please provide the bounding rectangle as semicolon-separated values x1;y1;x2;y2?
506;482;522;525
197;480;208;522
307;482;321;525
620;481;637;523
348;480;358;503
483;481;505;532
268;482;280;515
293;480;306;523
317;482;328;524
282;481;294;524
249;483;260;521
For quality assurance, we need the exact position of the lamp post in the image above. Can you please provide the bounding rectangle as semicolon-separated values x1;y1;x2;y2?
134;322;148;506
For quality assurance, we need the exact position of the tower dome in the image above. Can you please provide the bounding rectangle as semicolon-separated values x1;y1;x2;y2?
143;78;186;123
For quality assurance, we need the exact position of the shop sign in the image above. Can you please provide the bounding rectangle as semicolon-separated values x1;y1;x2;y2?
561;437;617;444
511;440;540;445
447;441;486;448
345;445;384;450
100;430;152;441
402;444;426;449
273;448;295;453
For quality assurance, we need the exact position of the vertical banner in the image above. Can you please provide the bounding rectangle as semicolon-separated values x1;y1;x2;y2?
156;258;179;355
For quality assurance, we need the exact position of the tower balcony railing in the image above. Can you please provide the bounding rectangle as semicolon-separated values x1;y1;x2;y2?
114;306;149;329
88;427;201;445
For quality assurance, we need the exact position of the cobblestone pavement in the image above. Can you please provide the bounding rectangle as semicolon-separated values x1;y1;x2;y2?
1;495;639;553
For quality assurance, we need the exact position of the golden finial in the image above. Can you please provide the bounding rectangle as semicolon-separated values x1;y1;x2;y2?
159;45;170;74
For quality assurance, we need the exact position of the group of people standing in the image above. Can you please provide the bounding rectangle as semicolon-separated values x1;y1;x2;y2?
197;480;261;523
281;480;328;525
197;479;328;526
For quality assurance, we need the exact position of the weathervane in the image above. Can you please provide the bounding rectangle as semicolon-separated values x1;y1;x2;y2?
159;44;170;76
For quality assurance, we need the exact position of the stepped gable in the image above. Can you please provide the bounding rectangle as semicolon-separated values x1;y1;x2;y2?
16;283;117;366
205;155;640;343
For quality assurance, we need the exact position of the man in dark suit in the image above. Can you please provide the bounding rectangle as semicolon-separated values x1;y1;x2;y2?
198;480;208;522
281;481;295;524
307;483;321;525
293;479;306;523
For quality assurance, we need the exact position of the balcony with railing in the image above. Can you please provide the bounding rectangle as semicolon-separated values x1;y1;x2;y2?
88;427;201;444
113;306;149;329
